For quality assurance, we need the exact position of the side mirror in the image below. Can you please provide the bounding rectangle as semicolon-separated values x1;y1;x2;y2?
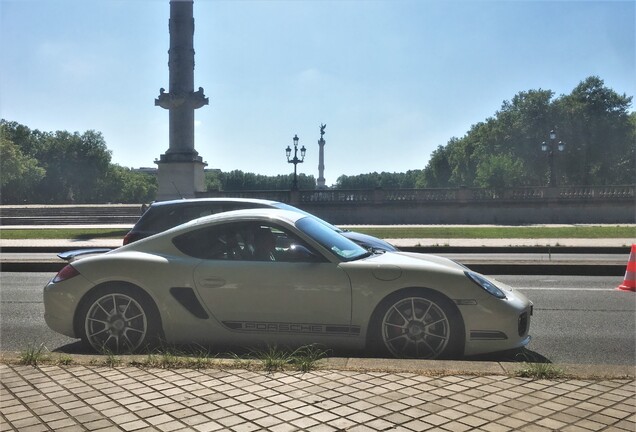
289;244;321;262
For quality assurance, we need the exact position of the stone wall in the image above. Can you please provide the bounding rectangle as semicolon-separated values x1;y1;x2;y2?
1;186;633;225
202;185;636;225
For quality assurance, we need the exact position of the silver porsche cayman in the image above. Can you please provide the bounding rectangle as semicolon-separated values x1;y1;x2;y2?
44;209;532;359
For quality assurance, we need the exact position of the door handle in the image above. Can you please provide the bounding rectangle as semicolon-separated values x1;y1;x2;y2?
199;277;226;288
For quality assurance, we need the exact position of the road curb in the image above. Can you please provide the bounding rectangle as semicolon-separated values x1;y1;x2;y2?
1;353;632;380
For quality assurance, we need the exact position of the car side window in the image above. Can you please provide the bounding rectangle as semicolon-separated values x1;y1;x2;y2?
173;224;249;260
173;222;326;263
240;223;327;263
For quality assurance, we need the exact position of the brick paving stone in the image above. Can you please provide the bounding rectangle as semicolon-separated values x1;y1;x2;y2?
479;422;514;432
192;421;225;432
181;413;211;426
289;416;320;429
240;409;269;421
588;412;623;426
402;418;436;431
101;406;131;418
601;406;633;419
11;415;43;429
17;424;49;432
47;418;80;430
2;364;635;432
453;402;482;415
614;418;636;431
74;412;106;424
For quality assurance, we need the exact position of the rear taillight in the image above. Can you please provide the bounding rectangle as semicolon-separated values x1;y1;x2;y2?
52;265;80;283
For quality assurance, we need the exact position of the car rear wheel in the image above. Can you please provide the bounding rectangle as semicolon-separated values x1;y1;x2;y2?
375;291;462;359
80;287;158;354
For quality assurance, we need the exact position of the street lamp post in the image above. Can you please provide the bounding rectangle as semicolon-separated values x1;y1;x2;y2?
285;134;306;190
541;128;565;186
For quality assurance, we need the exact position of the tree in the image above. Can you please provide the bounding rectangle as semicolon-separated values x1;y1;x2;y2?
0;132;45;203
335;171;422;189
206;170;316;191
421;76;634;188
98;166;157;203
475;154;525;189
34;130;112;202
417;145;452;187
556;76;634;185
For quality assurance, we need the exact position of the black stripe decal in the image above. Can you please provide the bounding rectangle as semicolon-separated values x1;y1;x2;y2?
223;321;360;335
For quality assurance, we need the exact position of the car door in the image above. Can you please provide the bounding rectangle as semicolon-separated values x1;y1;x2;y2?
188;222;354;337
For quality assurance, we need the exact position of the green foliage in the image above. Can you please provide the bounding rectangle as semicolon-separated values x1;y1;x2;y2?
475;154;525;188
1;120;156;203
336;170;422;189
0;128;46;203
105;165;157;203
421;76;634;188
19;343;49;366
206;169;316;191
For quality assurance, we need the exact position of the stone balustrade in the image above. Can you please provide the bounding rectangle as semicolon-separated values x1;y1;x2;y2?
0;185;633;225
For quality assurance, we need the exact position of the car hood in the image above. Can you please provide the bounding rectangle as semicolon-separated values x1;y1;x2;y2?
350;250;468;274
392;251;469;271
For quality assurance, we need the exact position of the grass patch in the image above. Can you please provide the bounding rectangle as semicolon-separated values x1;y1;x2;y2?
1;226;633;240
290;345;330;372
0;228;129;240
237;345;329;373
250;346;294;373
19;343;49;366
515;362;566;380
513;350;566;380
135;347;216;369
55;354;74;366
352;225;635;239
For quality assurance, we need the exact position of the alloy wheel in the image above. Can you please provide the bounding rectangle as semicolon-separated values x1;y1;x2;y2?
85;293;148;353
381;296;451;359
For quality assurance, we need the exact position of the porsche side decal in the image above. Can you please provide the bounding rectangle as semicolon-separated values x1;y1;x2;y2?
223;321;360;335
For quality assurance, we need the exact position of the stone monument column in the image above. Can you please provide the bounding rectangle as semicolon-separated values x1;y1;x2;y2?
317;124;327;189
155;0;208;200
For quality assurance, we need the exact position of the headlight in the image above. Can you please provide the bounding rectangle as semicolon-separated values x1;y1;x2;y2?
465;271;506;299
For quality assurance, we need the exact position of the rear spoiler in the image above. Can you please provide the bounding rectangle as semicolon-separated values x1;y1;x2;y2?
57;248;113;262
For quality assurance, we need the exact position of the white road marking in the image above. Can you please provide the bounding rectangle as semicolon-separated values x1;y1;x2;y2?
516;287;618;291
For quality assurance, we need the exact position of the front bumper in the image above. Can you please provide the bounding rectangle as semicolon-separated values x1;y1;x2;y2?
460;286;533;357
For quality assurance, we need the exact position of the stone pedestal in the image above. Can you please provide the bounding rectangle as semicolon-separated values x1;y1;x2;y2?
156;160;207;201
154;0;208;202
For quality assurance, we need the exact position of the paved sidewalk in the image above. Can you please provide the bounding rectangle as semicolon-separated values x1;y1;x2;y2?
1;362;634;432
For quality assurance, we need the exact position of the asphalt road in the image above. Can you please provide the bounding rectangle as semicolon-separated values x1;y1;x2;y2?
1;272;634;365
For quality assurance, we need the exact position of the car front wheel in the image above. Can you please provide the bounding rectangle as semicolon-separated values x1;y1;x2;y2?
80;287;157;354
376;291;462;359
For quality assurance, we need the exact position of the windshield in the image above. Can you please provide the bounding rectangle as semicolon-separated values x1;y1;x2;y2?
296;216;369;261
273;202;344;233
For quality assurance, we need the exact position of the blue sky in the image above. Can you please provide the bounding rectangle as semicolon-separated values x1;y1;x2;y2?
1;0;634;184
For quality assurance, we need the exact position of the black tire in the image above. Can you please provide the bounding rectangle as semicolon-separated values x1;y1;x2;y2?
369;289;464;360
78;285;161;354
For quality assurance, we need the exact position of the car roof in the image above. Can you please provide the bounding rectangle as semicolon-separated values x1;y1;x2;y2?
178;208;307;230
149;197;280;207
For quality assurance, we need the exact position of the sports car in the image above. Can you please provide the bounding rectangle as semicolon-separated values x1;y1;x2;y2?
44;209;532;359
